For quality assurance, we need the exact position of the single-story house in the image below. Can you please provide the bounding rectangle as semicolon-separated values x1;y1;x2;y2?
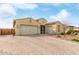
13;18;73;35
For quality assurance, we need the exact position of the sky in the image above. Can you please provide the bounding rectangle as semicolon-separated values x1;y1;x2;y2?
0;3;79;28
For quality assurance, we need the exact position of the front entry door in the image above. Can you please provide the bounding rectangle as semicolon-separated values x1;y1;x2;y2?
40;25;45;34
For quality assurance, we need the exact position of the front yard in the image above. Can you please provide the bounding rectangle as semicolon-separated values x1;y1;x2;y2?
0;35;79;55
51;34;79;41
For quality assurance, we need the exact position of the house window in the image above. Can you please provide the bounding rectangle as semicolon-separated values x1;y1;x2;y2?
58;25;60;32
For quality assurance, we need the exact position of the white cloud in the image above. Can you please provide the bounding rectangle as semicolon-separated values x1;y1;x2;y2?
0;3;38;17
13;3;38;10
49;9;70;21
0;4;16;28
0;3;38;28
0;18;13;28
0;4;16;16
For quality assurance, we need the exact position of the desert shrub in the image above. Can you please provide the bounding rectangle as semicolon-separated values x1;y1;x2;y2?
57;35;61;38
71;32;77;36
66;29;77;35
61;32;65;35
72;38;79;42
66;29;74;34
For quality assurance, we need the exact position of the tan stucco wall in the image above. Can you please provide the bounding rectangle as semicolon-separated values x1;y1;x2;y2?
45;24;58;34
36;19;47;25
46;22;68;34
15;18;40;26
54;22;68;33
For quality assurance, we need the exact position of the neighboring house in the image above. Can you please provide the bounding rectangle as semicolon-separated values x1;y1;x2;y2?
72;26;79;33
67;25;79;31
13;17;76;35
73;26;79;31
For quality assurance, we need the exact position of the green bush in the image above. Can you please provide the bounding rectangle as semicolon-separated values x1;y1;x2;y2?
66;29;77;35
66;30;74;34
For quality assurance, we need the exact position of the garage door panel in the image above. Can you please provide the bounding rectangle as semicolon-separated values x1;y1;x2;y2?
20;25;38;35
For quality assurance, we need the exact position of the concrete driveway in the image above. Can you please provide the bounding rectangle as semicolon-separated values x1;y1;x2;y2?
0;35;79;55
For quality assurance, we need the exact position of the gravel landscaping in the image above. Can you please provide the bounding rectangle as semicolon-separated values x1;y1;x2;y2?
0;35;79;55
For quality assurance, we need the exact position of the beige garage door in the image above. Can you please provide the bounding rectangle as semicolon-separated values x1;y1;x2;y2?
20;25;38;35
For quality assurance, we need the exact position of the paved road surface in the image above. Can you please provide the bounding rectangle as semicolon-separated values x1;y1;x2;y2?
0;35;79;55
